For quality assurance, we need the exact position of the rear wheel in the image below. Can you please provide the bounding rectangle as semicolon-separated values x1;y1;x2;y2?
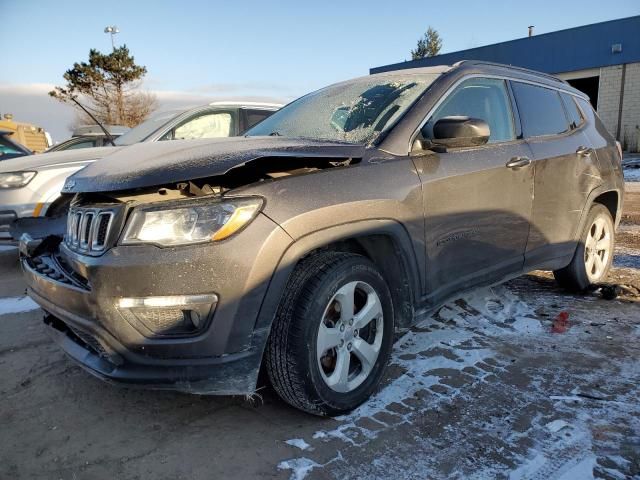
265;251;394;416
554;204;614;291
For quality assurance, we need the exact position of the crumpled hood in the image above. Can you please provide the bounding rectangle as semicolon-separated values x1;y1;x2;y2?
0;146;123;173
65;137;365;193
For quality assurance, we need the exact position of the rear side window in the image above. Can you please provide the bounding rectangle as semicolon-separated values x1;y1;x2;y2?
560;93;584;129
512;82;570;137
245;110;274;129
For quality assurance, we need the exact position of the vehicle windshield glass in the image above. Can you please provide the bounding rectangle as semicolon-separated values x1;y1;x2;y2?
114;109;184;145
245;73;439;144
0;135;29;159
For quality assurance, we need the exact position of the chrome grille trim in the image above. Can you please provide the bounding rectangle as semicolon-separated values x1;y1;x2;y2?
65;207;117;253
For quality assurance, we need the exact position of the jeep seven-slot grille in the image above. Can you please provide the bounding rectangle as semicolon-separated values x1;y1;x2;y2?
65;207;115;253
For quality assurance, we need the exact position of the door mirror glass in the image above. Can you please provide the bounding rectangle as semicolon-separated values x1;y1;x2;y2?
426;116;490;148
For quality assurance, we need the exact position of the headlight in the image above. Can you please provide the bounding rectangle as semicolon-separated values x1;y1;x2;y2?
0;171;36;189
122;197;263;246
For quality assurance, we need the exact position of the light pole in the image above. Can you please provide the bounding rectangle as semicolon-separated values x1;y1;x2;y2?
104;25;120;50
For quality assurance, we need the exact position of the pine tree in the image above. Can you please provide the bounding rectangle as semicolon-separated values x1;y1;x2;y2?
411;27;443;60
50;46;157;127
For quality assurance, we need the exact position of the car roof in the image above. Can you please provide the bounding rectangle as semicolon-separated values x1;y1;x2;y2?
368;60;586;99
207;101;283;110
72;125;130;137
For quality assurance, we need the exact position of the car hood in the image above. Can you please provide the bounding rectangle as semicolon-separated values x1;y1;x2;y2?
0;146;123;173
65;137;366;193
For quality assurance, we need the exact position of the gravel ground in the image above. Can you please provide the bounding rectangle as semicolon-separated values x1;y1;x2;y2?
0;188;638;480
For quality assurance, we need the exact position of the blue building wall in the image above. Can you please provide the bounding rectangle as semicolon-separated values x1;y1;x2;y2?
371;16;640;75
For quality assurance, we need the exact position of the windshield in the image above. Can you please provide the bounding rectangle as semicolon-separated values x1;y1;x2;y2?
114;109;184;146
0;134;30;160
246;73;439;144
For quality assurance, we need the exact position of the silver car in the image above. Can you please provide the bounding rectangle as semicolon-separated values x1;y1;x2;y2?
0;102;281;240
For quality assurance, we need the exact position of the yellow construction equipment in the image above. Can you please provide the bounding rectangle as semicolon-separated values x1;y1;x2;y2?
0;114;50;153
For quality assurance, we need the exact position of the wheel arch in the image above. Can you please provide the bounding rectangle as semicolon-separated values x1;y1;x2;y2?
573;187;623;244
254;219;422;336
592;190;620;226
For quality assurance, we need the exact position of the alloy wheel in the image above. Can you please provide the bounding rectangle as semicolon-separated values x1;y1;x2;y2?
316;281;384;393
584;216;612;282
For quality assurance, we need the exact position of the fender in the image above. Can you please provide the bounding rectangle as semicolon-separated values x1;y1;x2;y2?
31;166;86;216
252;218;422;337
572;184;623;243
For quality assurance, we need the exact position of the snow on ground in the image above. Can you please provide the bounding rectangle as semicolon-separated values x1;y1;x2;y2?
614;246;640;269
285;439;312;451
0;296;40;315
624;166;640;182
278;280;640;480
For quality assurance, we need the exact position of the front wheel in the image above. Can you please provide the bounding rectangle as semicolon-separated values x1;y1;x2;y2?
265;251;394;416
554;204;615;291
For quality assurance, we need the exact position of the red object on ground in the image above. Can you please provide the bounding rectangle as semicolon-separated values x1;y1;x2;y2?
551;311;570;333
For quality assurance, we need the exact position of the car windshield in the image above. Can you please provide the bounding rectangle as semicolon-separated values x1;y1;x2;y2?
0;134;30;160
114;109;185;146
245;73;439;144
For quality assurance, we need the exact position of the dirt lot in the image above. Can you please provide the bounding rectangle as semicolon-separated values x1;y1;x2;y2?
1;185;638;480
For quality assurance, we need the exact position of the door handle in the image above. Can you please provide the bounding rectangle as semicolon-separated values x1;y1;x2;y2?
506;156;532;169
576;146;594;157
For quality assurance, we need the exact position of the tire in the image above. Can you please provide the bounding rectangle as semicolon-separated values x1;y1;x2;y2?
554;204;615;291
265;251;394;416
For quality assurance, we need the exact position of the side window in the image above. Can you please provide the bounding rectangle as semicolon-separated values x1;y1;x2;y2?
166;112;233;141
425;78;515;143
66;140;97;150
245;110;274;129
512;82;570;137
560;93;584;129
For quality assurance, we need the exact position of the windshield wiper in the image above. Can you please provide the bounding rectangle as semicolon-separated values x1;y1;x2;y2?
268;131;282;136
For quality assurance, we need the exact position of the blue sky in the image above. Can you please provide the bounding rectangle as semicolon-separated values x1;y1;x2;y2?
1;0;638;141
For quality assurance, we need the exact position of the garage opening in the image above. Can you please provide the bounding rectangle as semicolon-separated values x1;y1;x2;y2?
566;76;599;109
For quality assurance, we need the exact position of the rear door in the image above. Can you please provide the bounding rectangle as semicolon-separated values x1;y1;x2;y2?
511;82;602;269
412;77;534;304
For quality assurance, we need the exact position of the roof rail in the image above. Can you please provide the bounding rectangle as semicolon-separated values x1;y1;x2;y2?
452;60;565;84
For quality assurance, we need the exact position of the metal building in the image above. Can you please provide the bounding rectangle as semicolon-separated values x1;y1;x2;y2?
371;16;640;152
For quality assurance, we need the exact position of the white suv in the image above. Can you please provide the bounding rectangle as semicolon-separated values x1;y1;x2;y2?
0;102;281;240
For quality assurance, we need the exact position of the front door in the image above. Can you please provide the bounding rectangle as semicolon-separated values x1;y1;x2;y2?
411;77;534;305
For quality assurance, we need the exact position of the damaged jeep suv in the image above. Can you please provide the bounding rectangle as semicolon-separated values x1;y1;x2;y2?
21;61;623;415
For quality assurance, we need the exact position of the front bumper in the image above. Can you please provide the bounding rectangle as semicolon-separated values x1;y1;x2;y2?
22;213;293;394
0;187;41;239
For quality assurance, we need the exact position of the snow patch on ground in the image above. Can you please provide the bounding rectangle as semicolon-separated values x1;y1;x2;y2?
614;246;640;269
545;419;570;433
623;166;640;182
285;439;311;451
0;296;40;315
278;280;640;480
277;458;321;480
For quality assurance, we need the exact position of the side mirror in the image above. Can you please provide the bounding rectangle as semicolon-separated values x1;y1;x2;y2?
428;116;490;149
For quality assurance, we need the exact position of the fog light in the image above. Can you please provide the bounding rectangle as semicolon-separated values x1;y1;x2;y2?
117;294;217;337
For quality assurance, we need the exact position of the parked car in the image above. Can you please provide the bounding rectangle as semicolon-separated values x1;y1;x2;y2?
45;125;130;152
0;129;32;161
0;102;281;240
19;62;623;416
